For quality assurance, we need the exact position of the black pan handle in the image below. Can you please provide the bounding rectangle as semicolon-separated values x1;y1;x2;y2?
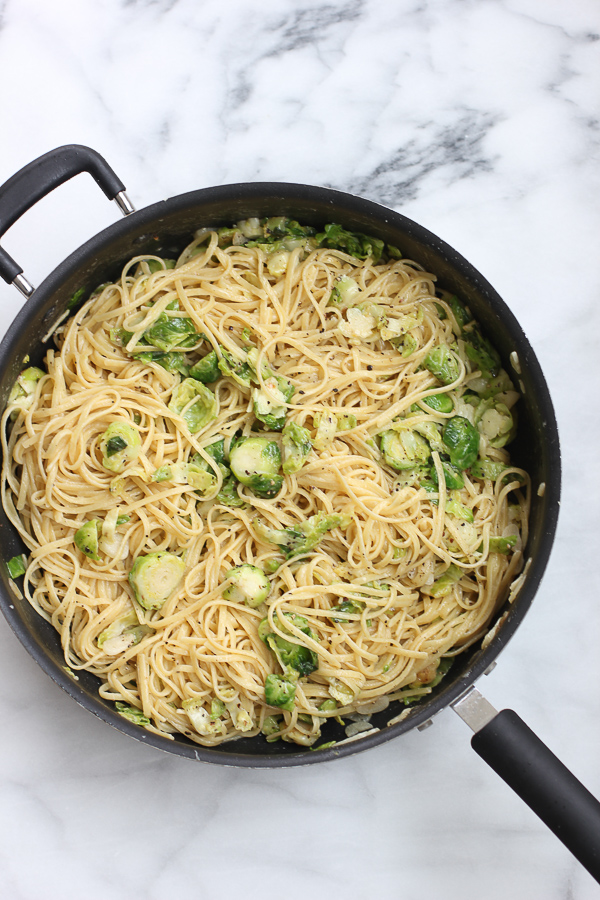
472;710;600;879
0;144;132;287
453;689;600;881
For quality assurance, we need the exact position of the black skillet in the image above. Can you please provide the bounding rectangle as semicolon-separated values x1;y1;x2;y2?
0;145;597;878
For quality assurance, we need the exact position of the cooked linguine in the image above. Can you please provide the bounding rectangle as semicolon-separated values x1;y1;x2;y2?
1;219;529;747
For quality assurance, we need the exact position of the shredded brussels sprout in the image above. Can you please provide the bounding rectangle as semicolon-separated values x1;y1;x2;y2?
8;366;45;412
254;511;350;558
7;554;26;579
282;421;313;474
429;564;462;597
168;379;218;433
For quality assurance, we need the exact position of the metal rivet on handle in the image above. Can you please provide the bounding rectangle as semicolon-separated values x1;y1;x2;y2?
417;719;433;732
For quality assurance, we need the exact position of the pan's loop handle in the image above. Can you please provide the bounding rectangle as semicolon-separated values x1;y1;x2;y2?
0;144;135;297
453;688;600;883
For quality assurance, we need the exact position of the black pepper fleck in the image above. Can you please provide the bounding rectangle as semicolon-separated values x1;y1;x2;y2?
367;365;373;371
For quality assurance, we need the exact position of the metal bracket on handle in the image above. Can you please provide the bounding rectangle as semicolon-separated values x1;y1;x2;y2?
451;686;498;733
12;273;34;299
114;191;135;216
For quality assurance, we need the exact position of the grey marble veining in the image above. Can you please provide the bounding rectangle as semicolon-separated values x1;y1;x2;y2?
0;1;599;898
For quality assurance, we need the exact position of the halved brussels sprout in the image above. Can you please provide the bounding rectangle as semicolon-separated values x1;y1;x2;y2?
99;422;142;473
422;393;454;414
74;519;101;561
424;344;460;385
329;275;361;307
442;416;480;470
129;551;185;610
97;610;152;655
380;429;431;470
229;437;283;499
259;612;319;679
223;564;271;607
479;403;515;448
267;250;289;277
265;673;297;710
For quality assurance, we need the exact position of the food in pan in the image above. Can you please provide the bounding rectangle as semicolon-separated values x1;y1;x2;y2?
1;218;529;748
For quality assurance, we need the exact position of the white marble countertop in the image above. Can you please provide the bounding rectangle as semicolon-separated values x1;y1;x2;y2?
0;1;599;898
